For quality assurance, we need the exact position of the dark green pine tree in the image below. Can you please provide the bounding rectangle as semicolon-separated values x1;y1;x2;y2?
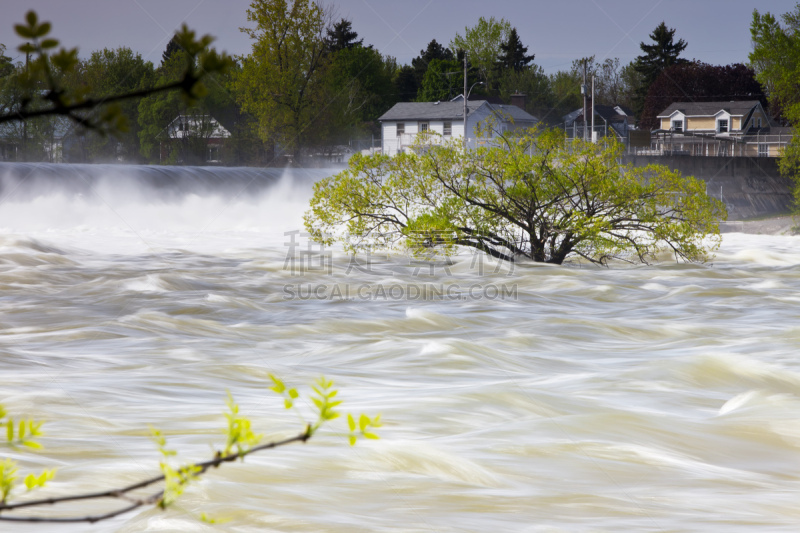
393;64;419;102
496;28;535;72
326;19;363;53
633;21;687;115
161;36;183;67
411;39;455;87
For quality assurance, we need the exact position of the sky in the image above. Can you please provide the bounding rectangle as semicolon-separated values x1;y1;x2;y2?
0;0;796;74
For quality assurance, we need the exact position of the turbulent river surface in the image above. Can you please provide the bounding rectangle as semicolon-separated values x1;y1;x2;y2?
1;163;800;532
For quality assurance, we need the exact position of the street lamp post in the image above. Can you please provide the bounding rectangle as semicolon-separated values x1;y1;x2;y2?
462;52;484;149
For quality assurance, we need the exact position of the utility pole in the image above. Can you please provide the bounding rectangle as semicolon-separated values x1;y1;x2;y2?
581;60;587;142
23;49;29;162
591;74;595;143
463;51;468;150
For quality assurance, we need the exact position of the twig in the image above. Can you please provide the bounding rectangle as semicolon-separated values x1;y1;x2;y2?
0;428;311;523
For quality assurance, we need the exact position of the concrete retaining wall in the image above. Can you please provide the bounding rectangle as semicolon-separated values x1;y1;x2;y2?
621;155;794;220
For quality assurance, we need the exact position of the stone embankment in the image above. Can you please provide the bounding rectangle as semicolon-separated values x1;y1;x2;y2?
622;155;793;220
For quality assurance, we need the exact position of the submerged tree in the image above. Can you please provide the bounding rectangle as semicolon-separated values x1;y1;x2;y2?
305;128;725;265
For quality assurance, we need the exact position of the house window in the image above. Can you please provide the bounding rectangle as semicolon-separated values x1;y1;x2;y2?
207;146;220;162
672;120;683;132
419;121;429;133
757;118;762;128
443;121;452;136
396;123;404;137
758;144;768;157
717;119;728;133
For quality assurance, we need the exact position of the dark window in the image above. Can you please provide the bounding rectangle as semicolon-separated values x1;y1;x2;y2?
419;121;429;133
672;120;683;132
396;123;405;137
443;121;452;136
718;119;728;133
758;144;768;157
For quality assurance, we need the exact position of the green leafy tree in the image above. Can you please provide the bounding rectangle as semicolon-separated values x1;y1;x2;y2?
233;0;331;160
0;62;65;162
305;128;725;265
68;47;156;162
0;44;13;78
633;21;688;115
548;69;582;121
411;39;454;91
619;61;645;112
325;44;396;141
416;58;463;102
496;64;553;121
393;64;419;102
138;50;232;165
450;16;511;90
496;27;535;73
0;11;232;137
161;36;183;66
751;5;800;211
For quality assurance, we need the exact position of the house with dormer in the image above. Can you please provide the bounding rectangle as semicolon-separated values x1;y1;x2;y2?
650;100;789;157
378;96;537;156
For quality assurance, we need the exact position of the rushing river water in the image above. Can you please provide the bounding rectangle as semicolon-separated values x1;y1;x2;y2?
1;163;800;532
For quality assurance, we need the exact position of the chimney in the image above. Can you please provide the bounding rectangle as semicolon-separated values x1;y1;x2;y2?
511;93;527;111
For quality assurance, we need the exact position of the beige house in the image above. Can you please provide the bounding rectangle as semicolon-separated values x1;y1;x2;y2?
652;101;788;157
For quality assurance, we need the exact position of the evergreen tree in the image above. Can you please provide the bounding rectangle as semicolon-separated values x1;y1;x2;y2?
0;44;14;78
161;36;183;67
326;18;363;52
393;64;419;102
496;28;534;72
633;22;687;115
411;39;454;87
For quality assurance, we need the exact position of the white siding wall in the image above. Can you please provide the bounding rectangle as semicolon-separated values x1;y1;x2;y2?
382;105;507;155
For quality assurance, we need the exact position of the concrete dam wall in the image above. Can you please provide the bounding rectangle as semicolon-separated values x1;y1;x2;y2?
622;155;794;220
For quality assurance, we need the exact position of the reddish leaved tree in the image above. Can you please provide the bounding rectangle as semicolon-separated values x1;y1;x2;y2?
639;62;768;130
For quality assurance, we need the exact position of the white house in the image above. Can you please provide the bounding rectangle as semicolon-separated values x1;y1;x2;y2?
378;98;538;156
159;114;231;163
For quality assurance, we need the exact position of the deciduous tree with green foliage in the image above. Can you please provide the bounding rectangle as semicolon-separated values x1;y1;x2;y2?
0;11;232;135
416;58;464;102
497;65;552;120
751;4;800;211
411;39;455;95
233;0;331;160
451;17;511;90
324;43;397;142
70;47;156;162
305;127;725;265
0;44;13;78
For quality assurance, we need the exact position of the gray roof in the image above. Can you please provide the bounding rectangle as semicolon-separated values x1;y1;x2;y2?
379;100;537;123
657;100;763;118
492;103;538;123
379;101;486;121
